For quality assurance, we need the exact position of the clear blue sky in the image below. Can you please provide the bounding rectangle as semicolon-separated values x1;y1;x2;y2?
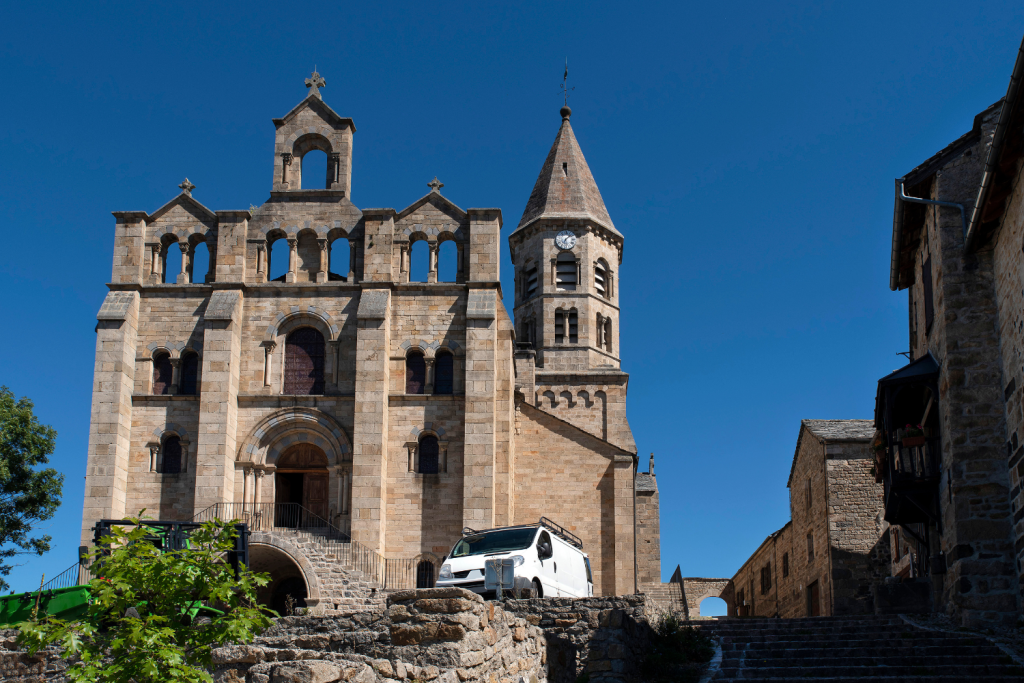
2;2;1023;602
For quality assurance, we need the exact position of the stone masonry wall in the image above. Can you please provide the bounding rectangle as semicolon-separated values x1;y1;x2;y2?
787;429;832;616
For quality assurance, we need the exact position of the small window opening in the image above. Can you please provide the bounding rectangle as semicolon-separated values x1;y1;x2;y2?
418;435;439;474
805;478;812;510
556;252;577;290
283;327;325;395
410;240;429;282
760;563;772;595
525;265;538;299
179;352;199;395
434;351;454;395
438;240;458;282
562;162;568;176
807;533;815;562
782;552;789;577
301;150;328;190
416;560;436;588
603;318;612;352
406;352;426;394
568;309;578;344
153;352;172;395
161;435;182;474
164;243;182;284
190;241;210;284
329;237;350;281
269;238;289;282
555;310;565;344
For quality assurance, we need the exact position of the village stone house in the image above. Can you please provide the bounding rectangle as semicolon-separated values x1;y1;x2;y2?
728;420;889;618
80;74;656;610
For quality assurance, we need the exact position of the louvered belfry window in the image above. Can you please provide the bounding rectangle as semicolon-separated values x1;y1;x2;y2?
284;327;325;395
153;352;173;395
434;352;454;395
162;436;182;474
556;252;577;290
568;310;578;344
406;353;426;394
595;259;608;297
555;311;565;344
418;435;440;474
179;352;199;395
525;266;538;299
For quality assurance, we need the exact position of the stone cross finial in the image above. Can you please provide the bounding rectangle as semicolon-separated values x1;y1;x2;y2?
428;177;444;194
305;68;326;98
179;178;195;196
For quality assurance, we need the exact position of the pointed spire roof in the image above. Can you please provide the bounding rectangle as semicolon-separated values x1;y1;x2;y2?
515;107;618;236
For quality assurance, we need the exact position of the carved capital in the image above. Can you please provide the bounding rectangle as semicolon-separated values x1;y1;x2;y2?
281;153;292;166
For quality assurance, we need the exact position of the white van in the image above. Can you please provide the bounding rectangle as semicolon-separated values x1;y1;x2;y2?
435;517;594;598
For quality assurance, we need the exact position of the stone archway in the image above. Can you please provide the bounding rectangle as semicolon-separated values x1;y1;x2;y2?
248;534;323;612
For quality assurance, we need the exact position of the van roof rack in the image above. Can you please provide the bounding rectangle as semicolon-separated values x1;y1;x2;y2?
459;518;582;550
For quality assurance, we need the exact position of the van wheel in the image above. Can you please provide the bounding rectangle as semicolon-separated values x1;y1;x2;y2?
532;579;543;599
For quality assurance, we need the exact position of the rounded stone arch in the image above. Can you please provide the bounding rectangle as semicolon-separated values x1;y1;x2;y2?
577;390;592;407
413;551;443;589
681;578;732;618
289;130;335;158
399;339;431;358
237;407;351;467
409;424;447;441
142;340;186;360
264;306;340;344
248;532;323;609
436;223;465;244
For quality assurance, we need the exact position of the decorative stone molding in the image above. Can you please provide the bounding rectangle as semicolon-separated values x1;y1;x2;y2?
237;407;351;467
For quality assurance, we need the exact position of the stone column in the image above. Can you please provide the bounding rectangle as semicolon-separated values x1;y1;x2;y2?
399;245;408;282
254;469;265;530
428;244;438;283
176;242;190;284
81;291;140;546
330;153;341;188
149;446;158;473
149;244;161;282
169;357;182;395
407;442;417;472
349;241;357;282
242;467;251;512
263;341;276;388
425;358;435;394
281;153;292;187
193;290;243;516
440;441;449;474
456;243;465;283
316;239;329;283
286;238;297;283
351;288;391;554
256;243;266;281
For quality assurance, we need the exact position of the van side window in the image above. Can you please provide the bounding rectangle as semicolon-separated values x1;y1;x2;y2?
584;556;593;584
538;531;553;559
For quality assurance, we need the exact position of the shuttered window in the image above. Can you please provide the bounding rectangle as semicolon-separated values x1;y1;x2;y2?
406;353;426;394
153;353;173;395
162;436;182;474
555;311;565;344
760;563;772;595
568;310;578;344
418;435;439;474
556;252;577;291
595;259;608;297
180;352;199;395
434;352;454;395
922;255;934;333
525;266;538;299
284;328;325;395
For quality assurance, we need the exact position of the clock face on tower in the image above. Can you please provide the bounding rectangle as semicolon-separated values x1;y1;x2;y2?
555;230;577;250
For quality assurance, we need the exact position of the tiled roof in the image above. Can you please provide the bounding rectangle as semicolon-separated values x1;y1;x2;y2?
801;419;875;442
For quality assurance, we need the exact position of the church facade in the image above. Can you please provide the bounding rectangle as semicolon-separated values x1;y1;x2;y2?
81;73;654;607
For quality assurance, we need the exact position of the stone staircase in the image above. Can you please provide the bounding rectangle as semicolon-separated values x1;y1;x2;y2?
268;527;387;613
696;614;1024;682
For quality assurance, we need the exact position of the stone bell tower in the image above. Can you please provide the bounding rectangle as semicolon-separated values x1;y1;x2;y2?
509;105;624;372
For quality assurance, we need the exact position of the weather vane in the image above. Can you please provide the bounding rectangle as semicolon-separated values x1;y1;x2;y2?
560;59;574;106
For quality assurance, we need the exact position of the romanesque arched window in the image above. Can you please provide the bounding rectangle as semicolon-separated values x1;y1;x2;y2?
284;327;325;395
416;560;436;588
161;435;182;474
179;352;199;396
595;258;609;297
568;309;578;344
153;352;173;395
603;317;612;352
406;352;426;394
434;351;454;395
418;435;439;474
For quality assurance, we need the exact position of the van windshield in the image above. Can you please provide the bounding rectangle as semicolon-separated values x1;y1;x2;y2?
450;528;538;558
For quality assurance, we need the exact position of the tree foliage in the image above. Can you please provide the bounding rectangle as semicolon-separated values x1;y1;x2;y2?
0;386;62;592
18;517;274;683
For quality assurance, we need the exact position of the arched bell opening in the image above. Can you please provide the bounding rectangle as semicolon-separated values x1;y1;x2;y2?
273;443;329;527
248;543;309;615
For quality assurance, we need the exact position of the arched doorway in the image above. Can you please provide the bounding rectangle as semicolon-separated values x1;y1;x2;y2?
275;443;329;527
